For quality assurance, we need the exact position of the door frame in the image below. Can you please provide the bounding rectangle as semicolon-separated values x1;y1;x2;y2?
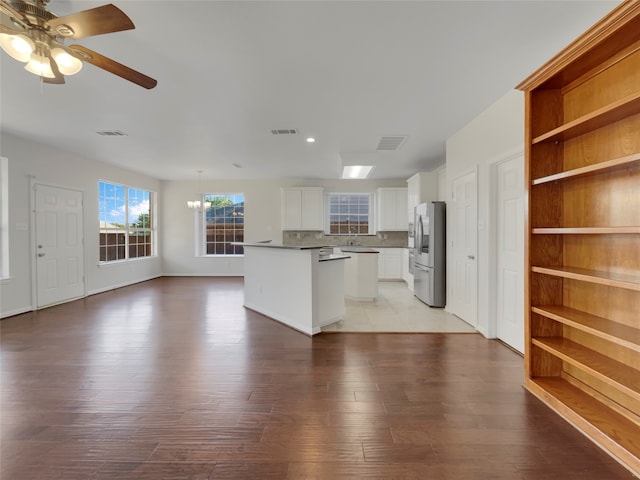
487;148;525;345
30;178;87;309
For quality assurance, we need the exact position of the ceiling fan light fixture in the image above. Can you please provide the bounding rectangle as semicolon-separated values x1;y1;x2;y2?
0;2;156;88
24;52;55;78
0;33;35;62
51;47;83;75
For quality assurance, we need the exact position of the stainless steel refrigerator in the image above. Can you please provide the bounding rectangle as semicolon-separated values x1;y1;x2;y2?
411;201;446;307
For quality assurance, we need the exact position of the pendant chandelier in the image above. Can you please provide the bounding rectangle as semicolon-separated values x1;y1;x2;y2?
187;171;211;210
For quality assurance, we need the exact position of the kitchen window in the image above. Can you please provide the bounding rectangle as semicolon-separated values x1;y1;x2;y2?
99;181;154;262
326;193;373;235
204;193;244;255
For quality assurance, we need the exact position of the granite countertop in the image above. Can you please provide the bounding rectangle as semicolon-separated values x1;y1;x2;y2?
236;243;351;262
234;242;324;250
237;242;406;251
339;246;380;253
318;254;351;262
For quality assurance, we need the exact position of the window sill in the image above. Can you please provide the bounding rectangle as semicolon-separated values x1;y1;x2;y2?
97;256;158;268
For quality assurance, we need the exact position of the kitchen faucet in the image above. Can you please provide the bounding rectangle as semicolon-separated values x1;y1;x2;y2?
348;229;359;246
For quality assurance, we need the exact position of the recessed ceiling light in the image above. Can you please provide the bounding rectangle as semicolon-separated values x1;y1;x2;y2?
341;165;374;179
306;137;315;143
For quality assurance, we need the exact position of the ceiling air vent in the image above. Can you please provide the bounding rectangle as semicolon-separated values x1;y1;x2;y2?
271;128;299;135
376;135;408;151
97;130;127;136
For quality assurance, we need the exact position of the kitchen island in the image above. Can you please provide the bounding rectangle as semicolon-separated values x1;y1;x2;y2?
340;247;379;301
239;243;350;336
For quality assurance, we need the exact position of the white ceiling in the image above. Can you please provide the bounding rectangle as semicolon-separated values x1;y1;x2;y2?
1;0;618;181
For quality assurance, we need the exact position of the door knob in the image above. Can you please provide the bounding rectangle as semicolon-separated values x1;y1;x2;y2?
467;255;475;260
38;253;45;257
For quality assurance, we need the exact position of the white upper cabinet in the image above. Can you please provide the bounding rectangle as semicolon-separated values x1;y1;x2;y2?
406;171;439;223
376;187;408;231
281;187;324;230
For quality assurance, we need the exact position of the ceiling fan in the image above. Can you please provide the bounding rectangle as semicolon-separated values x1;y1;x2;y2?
0;0;157;89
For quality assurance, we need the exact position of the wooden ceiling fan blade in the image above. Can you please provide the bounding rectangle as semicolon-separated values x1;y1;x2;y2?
0;0;27;25
0;23;24;35
68;44;157;89
49;4;134;39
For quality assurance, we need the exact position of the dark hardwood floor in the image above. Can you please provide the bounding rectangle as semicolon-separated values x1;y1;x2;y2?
1;277;635;479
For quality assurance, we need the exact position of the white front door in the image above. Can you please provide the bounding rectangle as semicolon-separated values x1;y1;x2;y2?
35;184;85;307
449;171;478;326
496;156;525;353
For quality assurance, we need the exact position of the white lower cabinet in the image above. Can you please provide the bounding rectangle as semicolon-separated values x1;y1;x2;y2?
377;248;403;280
402;248;413;290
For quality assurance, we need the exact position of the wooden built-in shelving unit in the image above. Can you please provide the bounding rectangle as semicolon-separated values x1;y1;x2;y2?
517;2;640;475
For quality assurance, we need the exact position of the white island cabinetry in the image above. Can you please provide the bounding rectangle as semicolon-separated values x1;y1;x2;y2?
241;243;348;335
281;187;324;230
378;248;403;280
341;247;379;301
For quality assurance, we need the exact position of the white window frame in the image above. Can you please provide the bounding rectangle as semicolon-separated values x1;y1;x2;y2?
98;180;156;263
325;192;374;235
202;192;245;256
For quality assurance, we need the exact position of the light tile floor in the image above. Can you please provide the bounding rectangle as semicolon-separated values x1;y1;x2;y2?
322;281;477;333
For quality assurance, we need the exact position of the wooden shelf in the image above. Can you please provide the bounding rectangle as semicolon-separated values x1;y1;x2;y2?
521;3;640;473
532;337;640;400
532;305;640;353
532;227;640;234
531;266;640;291
532;91;640;144
526;377;640;472
532;153;640;186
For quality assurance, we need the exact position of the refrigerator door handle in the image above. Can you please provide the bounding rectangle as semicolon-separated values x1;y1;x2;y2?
416;216;423;253
414;262;428;272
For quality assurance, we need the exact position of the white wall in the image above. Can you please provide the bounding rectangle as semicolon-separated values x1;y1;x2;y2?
445;89;524;337
436;165;446;202
0;132;162;318
161;179;280;276
160;177;406;276
0;131;406;317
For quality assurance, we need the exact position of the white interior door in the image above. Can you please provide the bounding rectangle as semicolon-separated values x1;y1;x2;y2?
496;156;525;353
450;171;477;326
35;184;85;307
